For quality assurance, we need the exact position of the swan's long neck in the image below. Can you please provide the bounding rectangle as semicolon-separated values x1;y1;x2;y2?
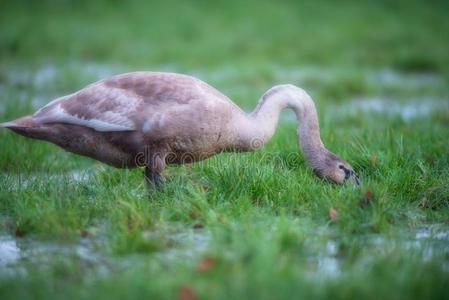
236;84;326;167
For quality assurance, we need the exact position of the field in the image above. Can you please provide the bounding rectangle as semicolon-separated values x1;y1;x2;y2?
0;1;448;299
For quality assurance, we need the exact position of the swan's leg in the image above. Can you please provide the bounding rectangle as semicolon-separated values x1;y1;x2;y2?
144;166;165;188
144;153;166;190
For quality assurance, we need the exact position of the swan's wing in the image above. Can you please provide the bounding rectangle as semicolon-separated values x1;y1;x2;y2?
32;72;232;132
31;73;163;132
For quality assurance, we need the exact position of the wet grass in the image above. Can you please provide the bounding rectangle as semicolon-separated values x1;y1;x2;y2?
0;1;449;299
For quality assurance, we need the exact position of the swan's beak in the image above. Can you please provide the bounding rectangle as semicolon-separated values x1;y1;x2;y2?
343;167;360;187
350;171;360;187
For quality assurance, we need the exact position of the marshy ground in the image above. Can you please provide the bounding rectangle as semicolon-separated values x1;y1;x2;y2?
0;1;448;299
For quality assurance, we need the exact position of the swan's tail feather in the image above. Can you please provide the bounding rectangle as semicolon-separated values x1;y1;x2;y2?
0;116;45;139
0;116;36;128
0;121;18;128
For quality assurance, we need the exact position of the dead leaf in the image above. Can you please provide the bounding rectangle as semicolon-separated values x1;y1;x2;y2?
359;190;374;207
15;228;25;237
192;223;204;229
370;154;377;166
328;208;339;221
197;256;215;272
178;284;197;300
80;229;89;238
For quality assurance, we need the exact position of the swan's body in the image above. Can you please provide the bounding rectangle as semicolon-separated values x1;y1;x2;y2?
1;72;359;187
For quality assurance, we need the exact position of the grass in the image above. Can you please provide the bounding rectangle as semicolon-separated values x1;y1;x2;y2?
0;0;449;299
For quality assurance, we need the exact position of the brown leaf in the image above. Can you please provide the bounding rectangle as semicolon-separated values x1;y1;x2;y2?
359;190;374;207
197;256;216;272
15;228;25;237
370;154;377;166
328;208;339;221
178;284;197;300
192;223;204;229
80;229;89;238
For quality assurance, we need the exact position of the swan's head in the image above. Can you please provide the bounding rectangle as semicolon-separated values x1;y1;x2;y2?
314;152;360;186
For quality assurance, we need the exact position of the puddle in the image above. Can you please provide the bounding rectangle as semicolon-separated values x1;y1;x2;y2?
3;64;446;92
340;97;448;121
0;235;20;267
0;168;100;192
278;97;448;124
305;224;449;277
0;228;211;277
66;169;98;183
1;63;447;119
4;62;121;89
368;68;445;88
271;66;446;89
1;224;447;278
0;234;105;277
154;229;210;261
406;225;449;264
0;63;123;110
314;240;340;276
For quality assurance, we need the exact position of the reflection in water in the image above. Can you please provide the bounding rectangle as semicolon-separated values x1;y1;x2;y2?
0;235;20;267
160;230;210;260
1;224;448;278
315;240;340;276
344;97;448;121
0;168;100;192
279;96;448;124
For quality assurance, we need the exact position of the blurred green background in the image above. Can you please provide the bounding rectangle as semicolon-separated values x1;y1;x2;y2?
1;0;449;72
0;1;448;300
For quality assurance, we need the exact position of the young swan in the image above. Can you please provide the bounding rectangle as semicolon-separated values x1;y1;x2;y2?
0;72;359;187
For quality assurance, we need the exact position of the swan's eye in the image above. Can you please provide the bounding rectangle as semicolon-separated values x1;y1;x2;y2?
338;165;345;169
